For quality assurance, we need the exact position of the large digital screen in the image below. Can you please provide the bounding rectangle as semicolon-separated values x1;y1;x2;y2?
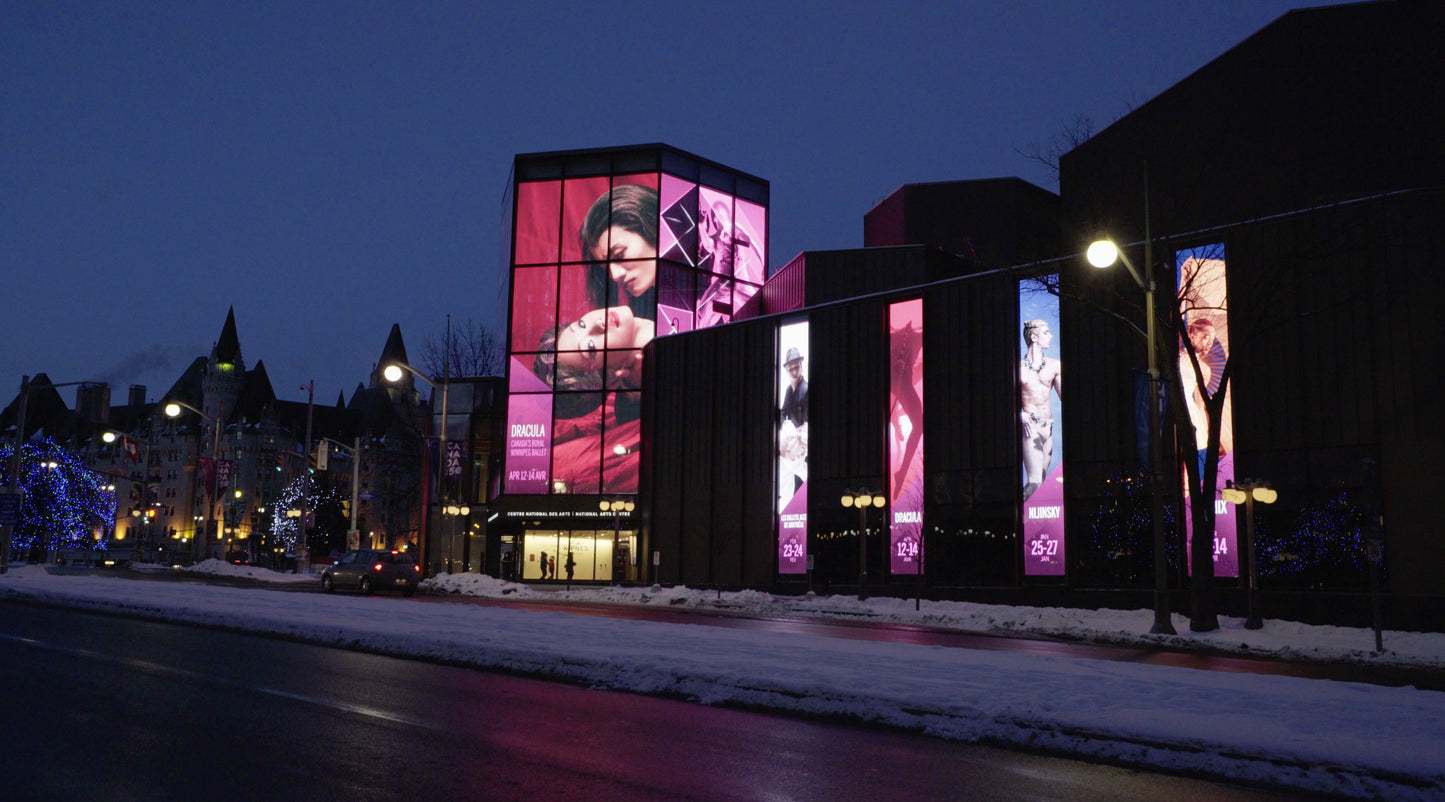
1178;245;1238;578
1020;279;1064;576
776;319;809;574
888;299;924;574
506;171;767;496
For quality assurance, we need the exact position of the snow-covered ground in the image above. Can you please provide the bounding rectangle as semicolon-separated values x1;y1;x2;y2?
3;560;1443;800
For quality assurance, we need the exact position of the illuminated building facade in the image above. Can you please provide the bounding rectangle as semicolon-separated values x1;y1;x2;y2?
488;145;768;582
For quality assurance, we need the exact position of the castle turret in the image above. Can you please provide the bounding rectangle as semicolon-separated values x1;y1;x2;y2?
203;307;246;427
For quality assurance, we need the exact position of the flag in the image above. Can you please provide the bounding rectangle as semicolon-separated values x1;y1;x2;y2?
1134;371;1169;469
123;436;139;464
445;440;463;497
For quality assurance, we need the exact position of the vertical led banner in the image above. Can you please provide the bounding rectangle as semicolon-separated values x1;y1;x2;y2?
1178;245;1238;577
776;319;809;574
888;299;924;574
505;353;555;494
1019;278;1064;576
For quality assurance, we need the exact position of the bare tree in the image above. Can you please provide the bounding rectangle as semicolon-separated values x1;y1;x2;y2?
1083;198;1367;633
418;317;503;379
1031;239;1262;633
1169;243;1232;632
1016;114;1095;186
370;430;423;550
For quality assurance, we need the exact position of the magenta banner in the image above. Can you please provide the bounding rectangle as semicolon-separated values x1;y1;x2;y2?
776;320;809;574
888;299;924;575
778;484;808;574
1178;245;1238;578
1020;278;1064;576
216;459;232;494
504;360;553;494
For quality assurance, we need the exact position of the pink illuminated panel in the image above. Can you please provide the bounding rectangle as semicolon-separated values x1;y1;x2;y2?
505;167;767;496
888;299;924;574
777;320;809;574
1178;245;1238;578
1020;279;1064;576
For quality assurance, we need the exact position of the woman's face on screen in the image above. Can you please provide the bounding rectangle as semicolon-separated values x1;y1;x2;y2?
555;306;639;374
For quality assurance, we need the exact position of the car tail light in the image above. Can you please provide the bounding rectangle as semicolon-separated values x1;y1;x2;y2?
372;563;384;572
413;564;420;573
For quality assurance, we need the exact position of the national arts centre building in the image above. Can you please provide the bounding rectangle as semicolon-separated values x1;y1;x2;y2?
485;3;1443;625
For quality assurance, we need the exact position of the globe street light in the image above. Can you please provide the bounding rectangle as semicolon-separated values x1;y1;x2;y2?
442;503;470;574
1088;237;1176;636
841;488;886;601
103;430;154;561
165;399;223;561
385;358;450;576
600;497;635;585
1222;479;1277;630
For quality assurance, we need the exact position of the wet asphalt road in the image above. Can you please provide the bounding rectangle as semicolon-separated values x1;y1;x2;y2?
1;601;1309;801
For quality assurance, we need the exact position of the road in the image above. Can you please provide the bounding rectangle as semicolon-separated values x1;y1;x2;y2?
0;601;1307;801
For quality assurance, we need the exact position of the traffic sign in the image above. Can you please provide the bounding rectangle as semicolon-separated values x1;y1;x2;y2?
0;491;22;526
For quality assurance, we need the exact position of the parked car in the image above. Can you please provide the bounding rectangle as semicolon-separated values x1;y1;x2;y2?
321;549;419;597
225;551;250;566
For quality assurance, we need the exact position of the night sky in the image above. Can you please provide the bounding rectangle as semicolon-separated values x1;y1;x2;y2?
3;1;1350;408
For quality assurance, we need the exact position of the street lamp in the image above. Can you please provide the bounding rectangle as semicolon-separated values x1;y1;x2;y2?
600;497;635;585
1088;237;1176;636
841;488;886;601
102;430;154;561
165;399;224;562
442;504;470;574
1222;479;1277;630
385;357;450;577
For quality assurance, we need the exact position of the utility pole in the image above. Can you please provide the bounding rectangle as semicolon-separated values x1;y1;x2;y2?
298;381;314;575
0;376;31;573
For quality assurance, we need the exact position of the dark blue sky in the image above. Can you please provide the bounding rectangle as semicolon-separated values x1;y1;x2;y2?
3;1;1348;407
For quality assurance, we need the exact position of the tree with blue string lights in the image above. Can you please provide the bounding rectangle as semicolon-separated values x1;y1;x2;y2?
269;474;343;560
0;436;116;562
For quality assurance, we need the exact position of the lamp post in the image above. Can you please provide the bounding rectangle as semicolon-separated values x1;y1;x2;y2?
316;436;363;551
841;488;886;601
384;357;450;577
285;507;303;568
1087;238;1176;636
442;504;470;574
164;399;224;562
102;431;154;561
600;497;635;585
298;381;314;575
1221;479;1276;630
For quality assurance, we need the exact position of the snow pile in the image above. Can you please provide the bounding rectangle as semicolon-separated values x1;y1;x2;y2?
420;572;1445;670
178;558;319;584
